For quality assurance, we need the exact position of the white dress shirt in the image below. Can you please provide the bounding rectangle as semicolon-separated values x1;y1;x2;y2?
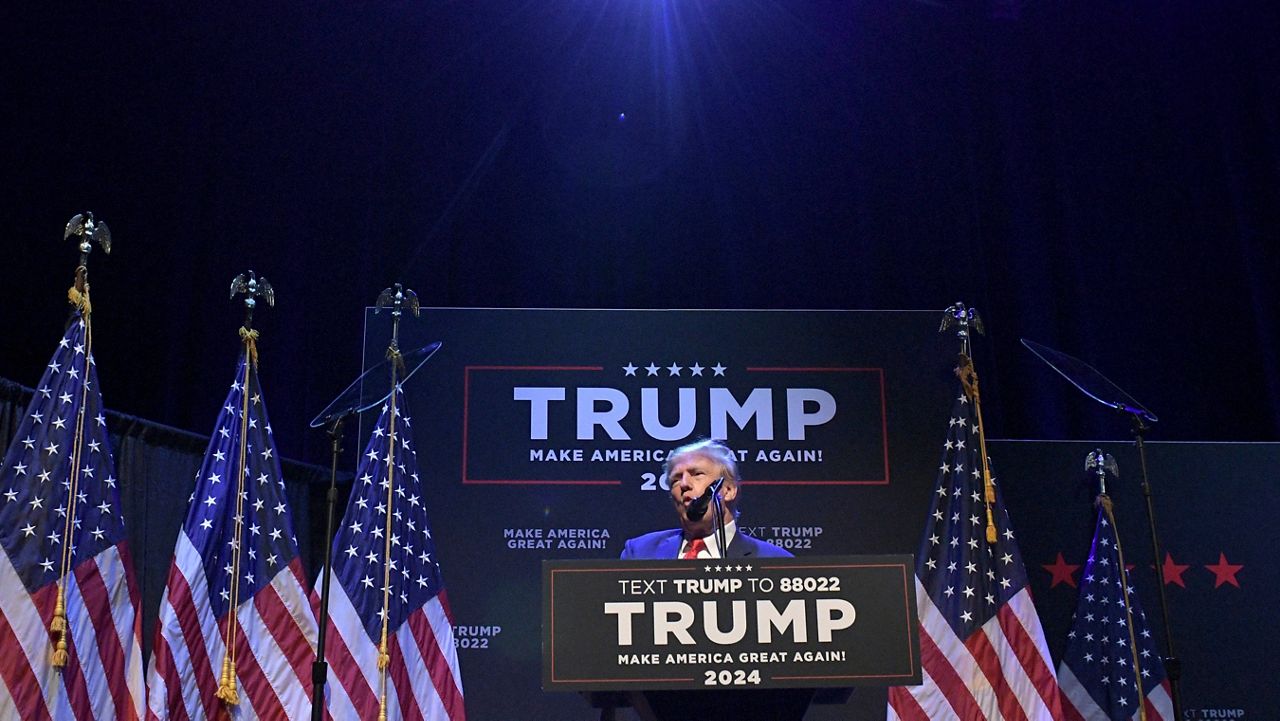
677;521;737;559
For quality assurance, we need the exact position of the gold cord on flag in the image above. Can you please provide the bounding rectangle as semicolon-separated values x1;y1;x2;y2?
955;353;998;544
1097;493;1148;721
239;327;260;368
216;340;255;705
67;267;91;314
51;283;96;668
376;349;403;721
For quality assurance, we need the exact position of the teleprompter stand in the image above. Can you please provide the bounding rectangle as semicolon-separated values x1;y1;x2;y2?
306;340;440;721
1022;339;1184;721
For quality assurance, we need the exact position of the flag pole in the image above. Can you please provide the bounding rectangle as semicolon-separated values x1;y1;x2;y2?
50;213;112;667
373;284;419;721
1087;450;1149;721
940;303;998;545
217;272;276;705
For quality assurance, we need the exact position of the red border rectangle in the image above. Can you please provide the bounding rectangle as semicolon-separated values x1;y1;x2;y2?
464;366;890;486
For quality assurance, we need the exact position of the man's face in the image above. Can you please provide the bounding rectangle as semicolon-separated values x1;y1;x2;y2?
667;451;736;534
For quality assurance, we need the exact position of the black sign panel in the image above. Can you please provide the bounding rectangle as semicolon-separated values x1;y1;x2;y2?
542;555;921;691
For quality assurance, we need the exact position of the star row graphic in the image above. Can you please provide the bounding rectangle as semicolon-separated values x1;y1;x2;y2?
1041;551;1243;589
621;362;727;377
702;563;753;573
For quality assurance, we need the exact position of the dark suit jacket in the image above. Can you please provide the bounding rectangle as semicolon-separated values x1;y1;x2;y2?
620;528;793;560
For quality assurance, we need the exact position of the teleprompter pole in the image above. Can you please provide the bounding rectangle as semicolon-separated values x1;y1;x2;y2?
311;413;348;721
1130;415;1183;721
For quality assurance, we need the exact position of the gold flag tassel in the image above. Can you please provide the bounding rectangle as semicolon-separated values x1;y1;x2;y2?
215;655;239;703
50;591;70;667
955;353;999;544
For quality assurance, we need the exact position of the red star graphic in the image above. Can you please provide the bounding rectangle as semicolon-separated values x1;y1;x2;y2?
1160;552;1190;587
1042;552;1080;588
1205;552;1243;588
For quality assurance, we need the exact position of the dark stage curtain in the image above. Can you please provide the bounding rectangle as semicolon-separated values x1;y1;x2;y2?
1;3;1276;462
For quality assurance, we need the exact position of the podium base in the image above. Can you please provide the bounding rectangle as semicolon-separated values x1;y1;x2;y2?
585;686;853;721
637;688;813;721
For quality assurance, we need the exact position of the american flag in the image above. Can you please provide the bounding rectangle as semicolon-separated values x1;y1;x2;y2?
146;345;318;720
888;386;1063;721
1057;499;1172;721
0;311;145;719
317;384;464;720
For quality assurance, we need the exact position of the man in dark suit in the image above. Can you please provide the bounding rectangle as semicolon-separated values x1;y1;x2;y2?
621;439;791;560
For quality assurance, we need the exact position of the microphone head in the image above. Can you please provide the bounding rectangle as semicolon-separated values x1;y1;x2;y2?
686;499;710;521
684;477;724;522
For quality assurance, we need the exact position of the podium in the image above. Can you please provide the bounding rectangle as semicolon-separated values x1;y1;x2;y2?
543;556;920;720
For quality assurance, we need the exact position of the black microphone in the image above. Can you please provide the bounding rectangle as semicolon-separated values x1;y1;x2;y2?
685;477;724;521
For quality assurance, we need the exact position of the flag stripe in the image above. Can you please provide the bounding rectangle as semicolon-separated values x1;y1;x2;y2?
0;550;56;721
253;564;316;703
437;593;455;627
116;543;147;717
237;566;316;716
966;626;1030;721
1145;681;1172;721
920;624;991;721
1059;696;1087;721
388;635;428;721
914;588;996;720
160;548;223;720
0;657;18;720
1057;664;1104;721
888;680;935;721
995;598;1060;720
981;609;1052;721
145;632;193;721
323;580;380;720
46;586;97;721
66;563;116;721
75;552;138;720
0;605;53;721
408;600;464;720
227;605;276;718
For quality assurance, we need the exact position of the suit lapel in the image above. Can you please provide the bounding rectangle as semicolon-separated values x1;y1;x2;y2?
727;533;753;558
657;531;683;559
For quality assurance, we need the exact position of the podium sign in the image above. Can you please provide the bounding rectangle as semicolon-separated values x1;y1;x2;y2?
542;555;921;691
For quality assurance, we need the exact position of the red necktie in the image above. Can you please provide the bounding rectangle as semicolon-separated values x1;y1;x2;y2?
682;538;707;559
